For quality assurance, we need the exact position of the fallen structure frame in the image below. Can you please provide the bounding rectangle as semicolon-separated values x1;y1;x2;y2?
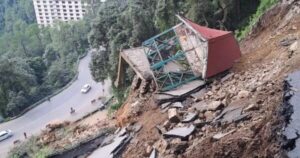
116;15;241;92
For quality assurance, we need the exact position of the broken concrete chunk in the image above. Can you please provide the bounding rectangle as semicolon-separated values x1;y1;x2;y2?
168;108;180;123
170;102;184;108
163;125;195;139
149;148;158;158
212;130;236;140
182;112;198;123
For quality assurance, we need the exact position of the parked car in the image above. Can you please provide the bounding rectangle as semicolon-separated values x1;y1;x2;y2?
0;130;13;142
81;84;91;93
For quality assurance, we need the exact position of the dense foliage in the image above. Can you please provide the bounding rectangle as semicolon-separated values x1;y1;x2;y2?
0;0;90;117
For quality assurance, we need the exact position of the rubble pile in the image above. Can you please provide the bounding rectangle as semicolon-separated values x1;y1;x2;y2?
117;1;300;157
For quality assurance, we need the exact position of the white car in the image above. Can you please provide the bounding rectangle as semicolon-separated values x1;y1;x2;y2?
0;130;13;142
81;84;91;93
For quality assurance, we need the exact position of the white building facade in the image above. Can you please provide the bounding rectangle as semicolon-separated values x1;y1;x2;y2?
32;0;88;27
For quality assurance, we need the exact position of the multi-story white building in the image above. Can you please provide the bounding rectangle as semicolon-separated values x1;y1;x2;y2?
32;0;88;27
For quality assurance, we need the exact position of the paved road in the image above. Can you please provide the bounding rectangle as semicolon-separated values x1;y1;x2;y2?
0;52;111;157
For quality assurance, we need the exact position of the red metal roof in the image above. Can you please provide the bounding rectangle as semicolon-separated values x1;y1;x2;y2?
177;15;241;78
181;17;231;40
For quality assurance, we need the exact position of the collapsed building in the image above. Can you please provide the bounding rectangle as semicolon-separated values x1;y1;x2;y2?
116;15;241;92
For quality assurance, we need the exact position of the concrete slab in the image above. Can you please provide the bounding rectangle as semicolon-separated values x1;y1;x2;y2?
163;125;195;139
161;80;206;96
119;47;152;81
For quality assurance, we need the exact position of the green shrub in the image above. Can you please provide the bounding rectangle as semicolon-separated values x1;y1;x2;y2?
236;0;279;40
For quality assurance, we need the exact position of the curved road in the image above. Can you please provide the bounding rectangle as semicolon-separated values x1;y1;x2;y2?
0;52;111;156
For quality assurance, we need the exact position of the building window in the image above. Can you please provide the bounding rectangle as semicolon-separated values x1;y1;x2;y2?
76;13;80;16
63;9;67;12
68;1;72;4
69;10;73;12
71;17;74;20
62;5;66;8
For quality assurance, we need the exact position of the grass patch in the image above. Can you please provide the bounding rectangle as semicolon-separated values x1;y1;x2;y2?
235;0;279;40
8;136;53;158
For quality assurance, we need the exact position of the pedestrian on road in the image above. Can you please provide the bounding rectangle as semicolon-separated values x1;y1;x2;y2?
23;132;27;139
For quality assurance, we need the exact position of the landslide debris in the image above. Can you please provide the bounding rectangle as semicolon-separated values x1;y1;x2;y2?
115;1;300;157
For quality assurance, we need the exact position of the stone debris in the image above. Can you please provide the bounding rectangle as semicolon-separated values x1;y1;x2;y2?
243;104;259;112
190;89;206;101
170;102;184;108
280;37;297;46
149;148;158;158
193;119;207;128
192;101;223;112
182;112;198;123
163;125;195;139
168;108;180;123
212;130;236;140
